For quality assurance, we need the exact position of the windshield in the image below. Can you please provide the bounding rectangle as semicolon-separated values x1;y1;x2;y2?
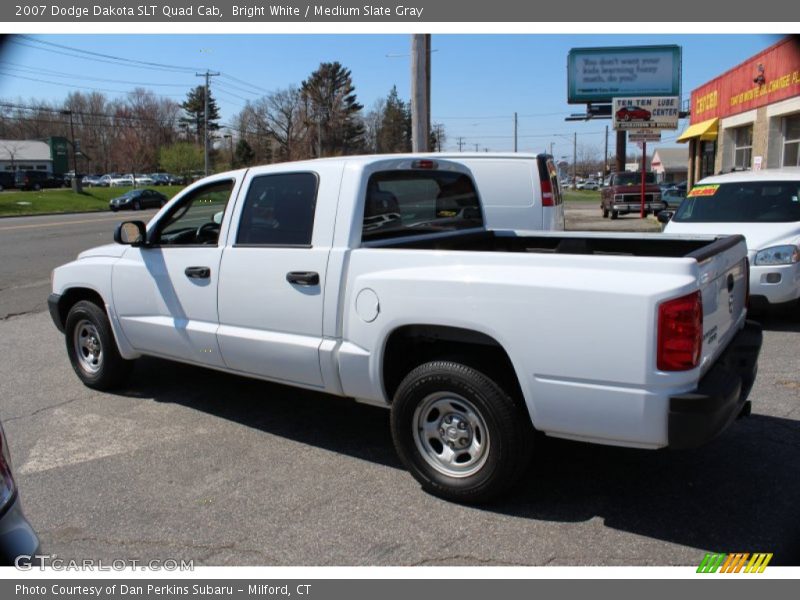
362;170;483;241
673;181;800;223
614;172;656;185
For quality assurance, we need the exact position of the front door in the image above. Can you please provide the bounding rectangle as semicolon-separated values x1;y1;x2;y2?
112;178;237;367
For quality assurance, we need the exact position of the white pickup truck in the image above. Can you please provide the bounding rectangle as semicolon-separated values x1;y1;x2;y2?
48;155;762;502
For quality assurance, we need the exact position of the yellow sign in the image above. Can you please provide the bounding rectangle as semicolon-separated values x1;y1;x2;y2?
687;185;720;197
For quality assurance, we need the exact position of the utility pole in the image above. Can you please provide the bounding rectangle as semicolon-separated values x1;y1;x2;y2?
411;34;430;152
457;137;465;152
61;110;82;193
549;141;554;156
196;70;220;176
474;143;479;152
513;112;518;153
603;125;609;182
572;131;577;190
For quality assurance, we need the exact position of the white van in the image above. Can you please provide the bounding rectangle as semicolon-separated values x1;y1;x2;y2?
435;153;566;231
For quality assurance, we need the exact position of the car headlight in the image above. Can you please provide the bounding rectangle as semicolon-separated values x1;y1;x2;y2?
754;245;800;266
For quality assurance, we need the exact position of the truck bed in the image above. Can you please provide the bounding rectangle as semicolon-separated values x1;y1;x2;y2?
370;229;740;261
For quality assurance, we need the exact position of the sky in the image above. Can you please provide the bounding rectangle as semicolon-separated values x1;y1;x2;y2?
0;33;784;160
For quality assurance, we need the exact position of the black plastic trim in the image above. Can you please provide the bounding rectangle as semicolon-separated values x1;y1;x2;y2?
686;234;745;263
47;293;64;332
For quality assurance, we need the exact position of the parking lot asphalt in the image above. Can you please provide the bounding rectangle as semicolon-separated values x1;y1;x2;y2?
0;205;798;566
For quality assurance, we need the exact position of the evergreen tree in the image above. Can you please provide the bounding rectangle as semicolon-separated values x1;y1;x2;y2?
300;62;364;156
180;85;221;145
378;86;411;153
233;139;256;167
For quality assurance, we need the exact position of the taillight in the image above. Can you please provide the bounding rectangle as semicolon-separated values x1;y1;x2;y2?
411;160;437;169
0;423;16;509
657;291;703;371
541;178;554;207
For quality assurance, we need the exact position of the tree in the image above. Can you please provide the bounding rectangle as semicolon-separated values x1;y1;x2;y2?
180;85;220;145
430;123;446;152
377;86;411;153
159;142;204;178
233;139;256;168
300;62;364;156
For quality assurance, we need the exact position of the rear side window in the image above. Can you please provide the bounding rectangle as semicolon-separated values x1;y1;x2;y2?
237;172;318;246
362;170;483;241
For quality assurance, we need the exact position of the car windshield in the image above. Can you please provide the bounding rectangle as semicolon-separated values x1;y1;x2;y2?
673;181;800;223
614;172;656;185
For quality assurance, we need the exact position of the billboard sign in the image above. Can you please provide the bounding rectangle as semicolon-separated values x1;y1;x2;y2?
568;45;681;104
612;96;680;130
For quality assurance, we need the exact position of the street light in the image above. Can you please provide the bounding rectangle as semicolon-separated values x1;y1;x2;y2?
60;110;82;193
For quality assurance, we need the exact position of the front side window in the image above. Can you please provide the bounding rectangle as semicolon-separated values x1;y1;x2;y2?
733;125;753;170
674;181;800;223
236;172;318;246
362;170;483;242
155;180;234;246
782;114;800;167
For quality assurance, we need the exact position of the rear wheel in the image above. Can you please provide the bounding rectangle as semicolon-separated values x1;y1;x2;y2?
132;200;141;210
391;361;533;503
610;209;619;220
65;300;133;390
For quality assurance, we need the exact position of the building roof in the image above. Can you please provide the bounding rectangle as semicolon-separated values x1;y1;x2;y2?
0;140;52;162
651;147;688;171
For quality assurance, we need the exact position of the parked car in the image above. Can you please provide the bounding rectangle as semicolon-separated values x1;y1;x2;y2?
14;170;62;191
661;167;800;311
434;153;565;231
0;172;15;191
149;173;170;186
109;188;168;211
48;155;760;503
130;174;154;186
109;175;134;187
576;179;600;191
0;420;40;566
616;106;652;122
82;175;103;187
600;171;666;218
662;186;687;209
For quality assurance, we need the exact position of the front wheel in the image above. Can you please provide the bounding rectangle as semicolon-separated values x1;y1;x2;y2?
390;361;533;503
610;209;619;220
65;300;133;390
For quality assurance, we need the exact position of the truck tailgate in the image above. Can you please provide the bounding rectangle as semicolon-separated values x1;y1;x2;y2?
690;236;749;373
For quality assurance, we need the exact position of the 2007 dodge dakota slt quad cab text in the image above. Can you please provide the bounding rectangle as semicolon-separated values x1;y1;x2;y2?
48;155;762;502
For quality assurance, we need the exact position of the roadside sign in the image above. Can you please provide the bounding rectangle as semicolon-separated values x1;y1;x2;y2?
629;131;662;143
612;96;680;130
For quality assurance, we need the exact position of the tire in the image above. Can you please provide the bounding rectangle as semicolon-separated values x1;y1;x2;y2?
65;300;133;390
390;361;533;504
132;200;141;210
610;209;619;220
602;207;609;218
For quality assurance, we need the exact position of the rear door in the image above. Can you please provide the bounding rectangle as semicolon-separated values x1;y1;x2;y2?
215;163;343;389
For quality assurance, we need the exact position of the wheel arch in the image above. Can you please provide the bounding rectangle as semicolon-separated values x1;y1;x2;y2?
55;287;107;331
381;324;525;411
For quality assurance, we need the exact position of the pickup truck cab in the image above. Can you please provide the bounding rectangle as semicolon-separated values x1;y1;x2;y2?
49;155;761;503
601;171;666;219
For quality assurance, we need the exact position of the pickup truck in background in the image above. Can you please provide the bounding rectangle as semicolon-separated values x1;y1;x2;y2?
48;155;762;503
601;171;667;219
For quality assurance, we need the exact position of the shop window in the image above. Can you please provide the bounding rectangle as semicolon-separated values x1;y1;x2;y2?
783;114;800;167
701;141;716;178
733;126;753;170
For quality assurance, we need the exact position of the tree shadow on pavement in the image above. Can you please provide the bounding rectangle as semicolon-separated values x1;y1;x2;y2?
120;356;800;565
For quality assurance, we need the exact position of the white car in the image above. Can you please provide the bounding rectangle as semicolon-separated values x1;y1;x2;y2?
663;167;800;311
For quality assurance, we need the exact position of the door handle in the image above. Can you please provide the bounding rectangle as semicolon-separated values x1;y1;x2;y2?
185;266;211;279
286;271;319;286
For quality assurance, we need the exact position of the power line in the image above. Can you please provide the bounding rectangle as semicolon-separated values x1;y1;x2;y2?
0;70;186;99
0;61;195;89
16;35;200;73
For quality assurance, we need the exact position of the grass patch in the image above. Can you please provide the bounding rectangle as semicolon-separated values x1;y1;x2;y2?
563;189;601;203
0;186;185;217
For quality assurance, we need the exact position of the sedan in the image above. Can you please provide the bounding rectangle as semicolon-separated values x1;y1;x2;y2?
0;420;40;566
616;106;652;122
109;188;167;212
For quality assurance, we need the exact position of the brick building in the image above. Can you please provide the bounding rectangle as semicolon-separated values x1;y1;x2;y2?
677;37;800;186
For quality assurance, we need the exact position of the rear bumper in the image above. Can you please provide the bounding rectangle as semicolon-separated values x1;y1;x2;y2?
48;293;64;333
668;320;762;449
0;496;40;567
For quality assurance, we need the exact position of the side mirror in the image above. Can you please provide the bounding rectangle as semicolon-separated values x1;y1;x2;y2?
657;211;674;224
114;221;147;246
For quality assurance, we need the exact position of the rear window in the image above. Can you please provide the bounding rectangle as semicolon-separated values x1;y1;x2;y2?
614;172;656;185
674;181;800;223
362;170;483;241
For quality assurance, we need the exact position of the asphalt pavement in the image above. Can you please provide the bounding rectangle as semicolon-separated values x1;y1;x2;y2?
0;206;798;566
